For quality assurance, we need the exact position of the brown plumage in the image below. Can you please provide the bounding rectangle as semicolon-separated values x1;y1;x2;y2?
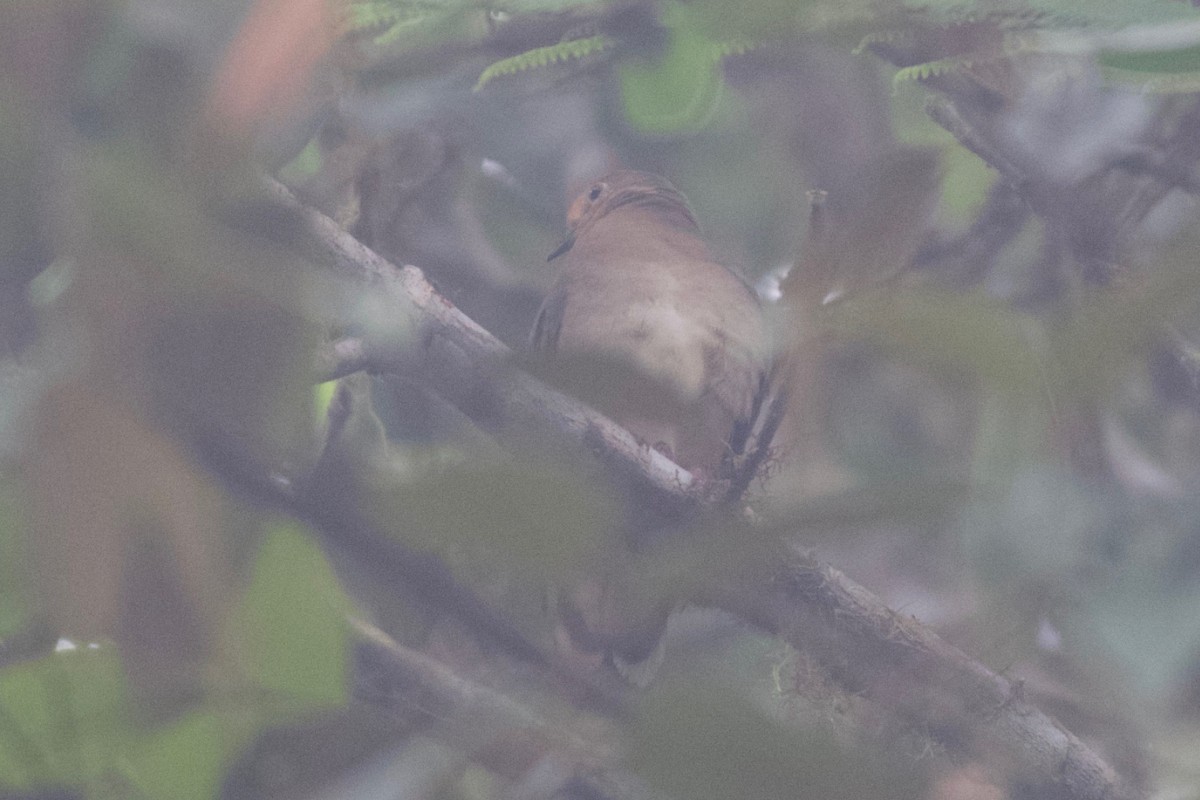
532;170;770;478
532;170;771;680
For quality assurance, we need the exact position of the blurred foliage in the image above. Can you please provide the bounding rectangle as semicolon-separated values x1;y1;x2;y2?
632;684;927;800
365;459;623;642
0;523;352;797
4;0;1200;796
123;709;231;800
345;0;454;43
474;34;615;91
891;84;993;224
228;522;352;711
870;0;1200;97
0;484;28;641
0;645;128;793
616;2;741;135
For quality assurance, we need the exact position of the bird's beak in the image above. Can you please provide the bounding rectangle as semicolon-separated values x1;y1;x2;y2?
547;233;575;261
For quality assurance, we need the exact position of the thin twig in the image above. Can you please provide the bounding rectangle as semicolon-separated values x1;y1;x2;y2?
351;618;657;800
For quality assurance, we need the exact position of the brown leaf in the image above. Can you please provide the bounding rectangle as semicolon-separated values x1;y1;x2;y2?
204;0;340;139
25;381;236;702
783;147;942;311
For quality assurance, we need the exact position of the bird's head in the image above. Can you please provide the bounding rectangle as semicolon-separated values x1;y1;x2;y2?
548;170;700;261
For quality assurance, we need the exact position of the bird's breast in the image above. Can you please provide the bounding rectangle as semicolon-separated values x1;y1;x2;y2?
554;260;755;401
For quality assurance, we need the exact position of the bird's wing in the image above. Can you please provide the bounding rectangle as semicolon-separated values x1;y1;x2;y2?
703;334;770;457
530;284;568;354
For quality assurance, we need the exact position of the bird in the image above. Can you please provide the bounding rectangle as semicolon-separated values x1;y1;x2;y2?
532;169;770;479
531;169;771;680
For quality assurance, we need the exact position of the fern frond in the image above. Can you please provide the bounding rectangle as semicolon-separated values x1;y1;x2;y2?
342;1;446;43
901;1;1198;34
854;29;916;55
374;10;443;44
892;55;974;90
473;35;615;91
344;2;424;33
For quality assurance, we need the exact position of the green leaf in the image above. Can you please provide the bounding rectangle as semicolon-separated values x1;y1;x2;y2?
959;464;1104;584
892;55;974;89
348;459;621;640
619;3;726;136
235;523;351;711
631;684;927;800
1075;556;1200;698
122;710;228;800
474;35;616;91
277;137;324;185
824;289;1056;399
1097;26;1200;90
373;461;619;580
939;140;994;222
691;0;807;39
345;1;441;34
1100;43;1200;75
0;483;28;639
313;380;338;429
343;0;467;48
970;391;1056;487
1055;232;1200;396
785;148;942;308
1101;67;1200;92
0;645;126;791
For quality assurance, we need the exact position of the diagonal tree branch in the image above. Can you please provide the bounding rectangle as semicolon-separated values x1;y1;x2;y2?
704;549;1140;800
278;176;704;520
268;178;1143;800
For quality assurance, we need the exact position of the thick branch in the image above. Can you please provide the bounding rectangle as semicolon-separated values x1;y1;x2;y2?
704;549;1140;800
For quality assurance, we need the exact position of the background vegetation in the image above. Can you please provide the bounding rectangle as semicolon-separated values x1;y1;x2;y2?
4;0;1200;798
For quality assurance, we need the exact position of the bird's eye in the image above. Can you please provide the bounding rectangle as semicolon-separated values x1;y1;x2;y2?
588;185;603;201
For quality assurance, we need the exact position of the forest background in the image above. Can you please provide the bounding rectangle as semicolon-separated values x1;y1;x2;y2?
4;0;1200;798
